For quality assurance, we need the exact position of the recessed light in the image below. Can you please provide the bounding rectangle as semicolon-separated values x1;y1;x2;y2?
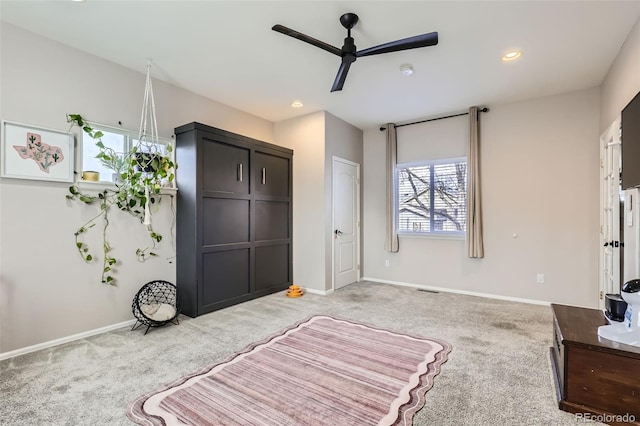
400;64;414;76
501;50;523;62
291;100;303;108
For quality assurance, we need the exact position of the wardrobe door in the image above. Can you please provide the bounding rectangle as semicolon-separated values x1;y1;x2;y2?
255;200;289;242
254;151;290;197
202;137;250;194
255;244;290;291
200;249;251;312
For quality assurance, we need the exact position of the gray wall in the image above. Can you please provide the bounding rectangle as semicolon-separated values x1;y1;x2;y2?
274;112;363;293
274;112;326;292
363;88;601;307
0;23;274;353
600;17;640;132
358;17;640;309
324;112;364;291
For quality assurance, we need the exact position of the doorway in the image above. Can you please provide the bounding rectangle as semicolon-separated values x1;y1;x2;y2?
599;117;622;308
332;156;360;290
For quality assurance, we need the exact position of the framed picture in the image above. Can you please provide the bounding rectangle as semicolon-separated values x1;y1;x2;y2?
1;120;75;183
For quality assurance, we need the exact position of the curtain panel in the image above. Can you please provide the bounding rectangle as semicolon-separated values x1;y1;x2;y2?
385;123;399;253
466;106;484;258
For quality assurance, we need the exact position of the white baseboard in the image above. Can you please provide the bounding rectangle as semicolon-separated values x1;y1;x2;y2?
303;287;334;296
361;277;551;306
0;319;136;361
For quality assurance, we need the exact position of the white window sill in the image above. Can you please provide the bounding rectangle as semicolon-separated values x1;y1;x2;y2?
76;180;178;194
398;232;464;241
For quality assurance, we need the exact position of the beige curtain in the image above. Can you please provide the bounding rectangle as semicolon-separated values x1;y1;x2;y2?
466;107;484;258
385;123;399;252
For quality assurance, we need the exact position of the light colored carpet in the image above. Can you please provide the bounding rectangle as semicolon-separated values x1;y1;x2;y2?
128;315;450;425
1;281;589;425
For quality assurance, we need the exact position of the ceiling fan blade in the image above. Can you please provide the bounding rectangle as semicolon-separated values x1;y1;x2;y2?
356;31;438;57
330;58;354;92
272;24;342;57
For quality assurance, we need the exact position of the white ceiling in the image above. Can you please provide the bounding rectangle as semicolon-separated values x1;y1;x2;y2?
2;1;639;130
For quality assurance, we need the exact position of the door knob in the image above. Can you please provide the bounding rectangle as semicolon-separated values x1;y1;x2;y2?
334;229;343;236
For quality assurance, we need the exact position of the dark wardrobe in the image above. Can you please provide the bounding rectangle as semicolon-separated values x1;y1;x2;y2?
175;122;293;317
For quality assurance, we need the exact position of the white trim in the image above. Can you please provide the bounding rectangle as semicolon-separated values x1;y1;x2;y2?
398;232;465;240
0;319;136;361
303;287;334;296
361;277;551;306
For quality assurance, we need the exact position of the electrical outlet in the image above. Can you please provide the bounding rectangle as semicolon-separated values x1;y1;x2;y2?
385;259;390;267
536;273;545;284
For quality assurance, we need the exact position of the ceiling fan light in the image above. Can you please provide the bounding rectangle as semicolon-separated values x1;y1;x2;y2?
501;50;523;62
400;64;414;76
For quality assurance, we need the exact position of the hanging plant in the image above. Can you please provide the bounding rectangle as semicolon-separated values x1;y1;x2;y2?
66;114;176;285
65;62;176;285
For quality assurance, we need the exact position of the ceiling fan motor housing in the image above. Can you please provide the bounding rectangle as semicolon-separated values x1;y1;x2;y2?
340;13;359;30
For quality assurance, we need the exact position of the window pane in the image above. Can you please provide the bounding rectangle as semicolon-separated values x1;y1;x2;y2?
396;158;467;234
398;165;431;233
433;162;466;232
82;130;126;182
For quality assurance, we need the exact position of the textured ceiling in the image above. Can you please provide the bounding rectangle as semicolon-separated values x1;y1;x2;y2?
2;1;639;129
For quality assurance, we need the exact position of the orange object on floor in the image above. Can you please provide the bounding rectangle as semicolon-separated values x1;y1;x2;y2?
286;284;304;298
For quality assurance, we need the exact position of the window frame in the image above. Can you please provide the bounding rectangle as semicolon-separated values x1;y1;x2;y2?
395;156;467;238
78;122;176;189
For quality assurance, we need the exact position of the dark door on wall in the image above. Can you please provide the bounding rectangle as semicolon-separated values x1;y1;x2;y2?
200;137;252;312
254;151;290;197
202;138;250;194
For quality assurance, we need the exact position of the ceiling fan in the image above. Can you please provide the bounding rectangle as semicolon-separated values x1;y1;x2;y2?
272;12;438;92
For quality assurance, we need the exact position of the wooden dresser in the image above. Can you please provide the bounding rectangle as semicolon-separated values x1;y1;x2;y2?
550;304;640;425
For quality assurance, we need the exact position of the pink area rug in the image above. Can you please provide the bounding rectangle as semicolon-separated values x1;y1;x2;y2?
127;315;451;426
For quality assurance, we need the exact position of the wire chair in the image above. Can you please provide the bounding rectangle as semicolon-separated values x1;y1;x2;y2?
131;280;181;335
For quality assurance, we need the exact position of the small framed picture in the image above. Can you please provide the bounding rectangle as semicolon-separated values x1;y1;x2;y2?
1;120;75;183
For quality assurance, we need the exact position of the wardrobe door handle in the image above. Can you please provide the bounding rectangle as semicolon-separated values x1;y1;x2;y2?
238;163;243;182
262;167;266;185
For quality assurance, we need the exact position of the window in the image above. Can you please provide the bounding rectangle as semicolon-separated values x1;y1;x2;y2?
396;157;467;235
81;123;173;185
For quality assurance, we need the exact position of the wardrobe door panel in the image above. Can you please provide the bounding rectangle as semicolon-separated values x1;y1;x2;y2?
255;152;289;197
202;198;250;245
202;138;250;194
201;249;250;305
255;201;289;241
255;244;290;291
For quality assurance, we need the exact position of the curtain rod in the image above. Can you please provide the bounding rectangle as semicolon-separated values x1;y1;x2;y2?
379;107;489;131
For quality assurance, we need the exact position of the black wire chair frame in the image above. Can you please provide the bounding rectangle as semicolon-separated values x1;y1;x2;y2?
131;280;182;335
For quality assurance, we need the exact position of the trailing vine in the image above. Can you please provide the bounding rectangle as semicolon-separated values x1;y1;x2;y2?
66;114;176;285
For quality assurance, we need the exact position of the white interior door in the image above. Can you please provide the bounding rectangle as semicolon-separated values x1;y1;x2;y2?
332;157;360;290
600;118;622;307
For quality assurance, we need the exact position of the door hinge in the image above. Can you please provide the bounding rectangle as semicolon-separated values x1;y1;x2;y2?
600;290;604;300
357;264;360;270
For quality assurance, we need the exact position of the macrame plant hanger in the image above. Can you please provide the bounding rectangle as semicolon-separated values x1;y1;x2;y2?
137;59;160;226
